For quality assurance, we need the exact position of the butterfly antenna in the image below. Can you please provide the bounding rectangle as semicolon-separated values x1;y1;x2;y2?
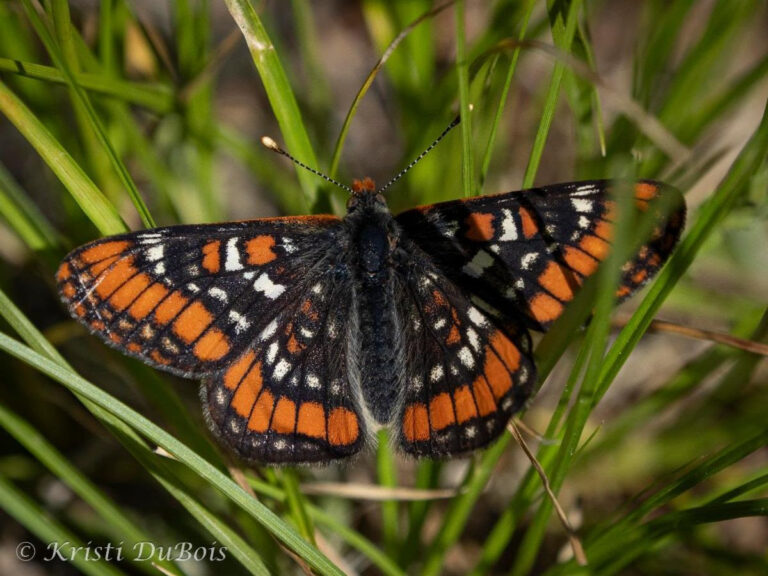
377;113;462;194
261;136;354;194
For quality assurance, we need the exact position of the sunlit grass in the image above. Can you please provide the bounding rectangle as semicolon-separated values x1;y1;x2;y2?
0;1;766;575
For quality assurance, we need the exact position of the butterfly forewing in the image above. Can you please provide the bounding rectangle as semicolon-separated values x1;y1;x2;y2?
395;180;685;331
56;216;342;377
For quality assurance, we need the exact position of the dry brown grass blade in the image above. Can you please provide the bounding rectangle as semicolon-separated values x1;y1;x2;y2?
613;316;768;356
508;421;588;567
300;481;460;501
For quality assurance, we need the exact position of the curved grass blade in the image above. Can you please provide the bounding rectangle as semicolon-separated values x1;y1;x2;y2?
224;0;318;210
0;80;126;235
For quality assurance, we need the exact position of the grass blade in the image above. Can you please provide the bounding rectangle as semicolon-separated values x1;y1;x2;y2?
0;79;126;235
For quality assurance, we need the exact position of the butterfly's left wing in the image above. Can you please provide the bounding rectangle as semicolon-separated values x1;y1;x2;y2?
202;269;365;464
395;180;685;332
56;216;343;377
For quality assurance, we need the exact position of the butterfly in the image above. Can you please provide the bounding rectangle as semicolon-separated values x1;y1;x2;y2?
56;177;685;464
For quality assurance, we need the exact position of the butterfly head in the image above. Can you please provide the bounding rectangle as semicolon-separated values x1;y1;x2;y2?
346;178;388;214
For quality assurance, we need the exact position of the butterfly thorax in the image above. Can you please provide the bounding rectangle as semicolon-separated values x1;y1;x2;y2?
344;187;403;424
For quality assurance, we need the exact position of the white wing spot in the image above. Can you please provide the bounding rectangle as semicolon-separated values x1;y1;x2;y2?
430;364;444;382
578;215;590;229
572;198;594;213
499;208;519;241
521;252;539;270
306;373;321;389
266;341;278;364
259;319;278;341
253;273;286;299
228;310;251;334
273;359;291;381
146;245;164;262
433;318;447;330
281;237;297;253
439;220;460;238
208;287;228;302
153;262;165;275
467;328;480;352
225;237;243;271
468;307;488;327
459;347;475;368
300;327;314;338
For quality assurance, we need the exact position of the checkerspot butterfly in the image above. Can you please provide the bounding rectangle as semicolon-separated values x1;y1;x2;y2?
57;169;684;464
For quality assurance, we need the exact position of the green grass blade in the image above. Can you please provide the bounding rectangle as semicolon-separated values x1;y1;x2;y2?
0;58;173;112
455;0;474;197
377;430;400;557
522;0;583;187
23;0;155;228
224;0;318;210
421;439;509;576
280;468;316;545
0;161;60;250
0;79;126;235
479;0;536;191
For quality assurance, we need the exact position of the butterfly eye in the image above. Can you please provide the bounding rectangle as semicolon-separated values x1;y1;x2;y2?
347;196;359;210
375;193;386;205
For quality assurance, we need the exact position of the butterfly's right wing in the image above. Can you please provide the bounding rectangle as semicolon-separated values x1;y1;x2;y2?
393;249;535;458
396;180;685;332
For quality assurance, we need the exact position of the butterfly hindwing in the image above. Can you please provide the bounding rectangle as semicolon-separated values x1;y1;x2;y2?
394;251;535;457
56;216;342;377
202;270;365;464
395;180;685;331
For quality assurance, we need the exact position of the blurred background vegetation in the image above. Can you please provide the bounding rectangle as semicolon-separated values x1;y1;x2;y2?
0;1;767;575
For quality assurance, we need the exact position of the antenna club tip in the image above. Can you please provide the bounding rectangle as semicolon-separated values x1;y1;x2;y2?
261;136;280;151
